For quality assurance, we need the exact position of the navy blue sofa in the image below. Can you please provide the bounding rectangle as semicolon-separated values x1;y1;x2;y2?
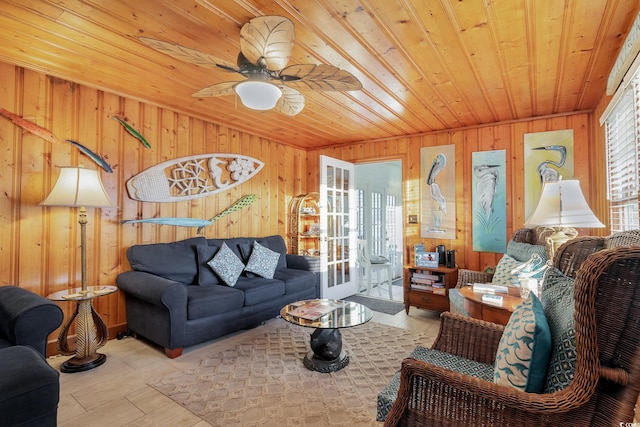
0;286;64;427
116;235;319;357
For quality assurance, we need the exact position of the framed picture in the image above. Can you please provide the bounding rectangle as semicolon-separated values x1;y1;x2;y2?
415;251;439;268
472;149;507;253
523;129;574;219
421;145;456;239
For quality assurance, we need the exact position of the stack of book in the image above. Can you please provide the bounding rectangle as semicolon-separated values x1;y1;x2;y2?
410;270;446;294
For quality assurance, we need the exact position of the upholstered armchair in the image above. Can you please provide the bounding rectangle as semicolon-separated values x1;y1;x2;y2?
379;231;640;426
0;286;64;427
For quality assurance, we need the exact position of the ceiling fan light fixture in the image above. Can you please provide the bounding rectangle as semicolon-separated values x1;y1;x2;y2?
235;81;282;110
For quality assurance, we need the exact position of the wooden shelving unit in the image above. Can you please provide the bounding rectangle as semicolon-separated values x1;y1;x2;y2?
404;265;458;314
288;192;321;256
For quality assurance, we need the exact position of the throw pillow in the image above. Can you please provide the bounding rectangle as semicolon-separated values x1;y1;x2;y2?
207;243;245;287
541;267;577;393
196;244;221;286
506;240;547;264
244;241;280;279
494;293;552;392
491;254;523;287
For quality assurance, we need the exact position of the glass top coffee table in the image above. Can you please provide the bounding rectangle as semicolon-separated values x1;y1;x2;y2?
280;298;373;372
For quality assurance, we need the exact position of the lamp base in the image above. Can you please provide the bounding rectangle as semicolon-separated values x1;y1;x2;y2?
546;227;578;257
60;353;106;373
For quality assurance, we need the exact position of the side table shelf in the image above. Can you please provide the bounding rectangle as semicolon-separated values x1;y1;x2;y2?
403;265;458;314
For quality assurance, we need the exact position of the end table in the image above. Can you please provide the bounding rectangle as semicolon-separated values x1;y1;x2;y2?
47;285;117;373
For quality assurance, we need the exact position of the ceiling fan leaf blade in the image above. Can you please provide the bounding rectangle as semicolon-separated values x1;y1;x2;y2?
240;16;294;71
192;81;238;97
281;64;362;91
140;37;234;69
275;86;305;116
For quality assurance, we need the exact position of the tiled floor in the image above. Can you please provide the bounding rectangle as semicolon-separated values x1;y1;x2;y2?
48;300;441;427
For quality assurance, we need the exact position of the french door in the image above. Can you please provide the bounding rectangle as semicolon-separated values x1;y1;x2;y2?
319;155;357;299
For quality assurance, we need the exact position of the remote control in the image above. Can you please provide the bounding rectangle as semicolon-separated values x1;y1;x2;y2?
482;294;503;304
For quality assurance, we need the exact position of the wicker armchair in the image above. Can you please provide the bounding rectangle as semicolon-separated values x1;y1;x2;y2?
382;231;640;426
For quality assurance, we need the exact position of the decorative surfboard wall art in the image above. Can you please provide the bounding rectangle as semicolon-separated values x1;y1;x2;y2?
126;154;264;202
0;107;113;173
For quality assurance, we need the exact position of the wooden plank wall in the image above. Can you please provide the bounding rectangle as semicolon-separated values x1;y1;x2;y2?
306;111;607;274
0;63;306;352
0;61;610;353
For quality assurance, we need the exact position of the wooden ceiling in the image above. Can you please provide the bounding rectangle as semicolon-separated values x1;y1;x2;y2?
1;1;638;149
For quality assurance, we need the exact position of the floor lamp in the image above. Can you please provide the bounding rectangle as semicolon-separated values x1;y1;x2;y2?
525;179;604;257
41;166;114;372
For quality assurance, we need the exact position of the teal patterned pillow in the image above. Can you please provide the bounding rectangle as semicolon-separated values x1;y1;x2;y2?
491;254;523;287
244;241;280;279
494;294;551;392
507;240;547;263
207;243;245;286
541;267;576;392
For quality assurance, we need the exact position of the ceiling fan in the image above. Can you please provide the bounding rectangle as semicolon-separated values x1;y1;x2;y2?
140;15;362;116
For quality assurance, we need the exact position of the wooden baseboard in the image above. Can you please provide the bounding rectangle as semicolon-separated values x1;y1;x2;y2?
46;323;129;358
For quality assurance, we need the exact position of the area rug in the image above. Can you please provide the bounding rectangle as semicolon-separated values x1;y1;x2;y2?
344;294;405;315
149;319;433;427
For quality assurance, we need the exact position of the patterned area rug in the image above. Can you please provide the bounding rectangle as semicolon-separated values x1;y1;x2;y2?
149;319;433;426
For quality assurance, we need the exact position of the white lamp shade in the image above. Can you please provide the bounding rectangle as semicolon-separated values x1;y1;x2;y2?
525;180;604;228
235;81;282;110
41;166;113;207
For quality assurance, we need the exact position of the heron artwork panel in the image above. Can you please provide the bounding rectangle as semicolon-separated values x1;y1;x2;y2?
523;129;574;219
472;150;507;253
421;144;456;239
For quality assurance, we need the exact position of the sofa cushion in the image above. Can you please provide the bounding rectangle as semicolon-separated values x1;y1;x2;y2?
541;267;577;393
493;293;551;392
273;268;317;295
186;285;244;320
207;243;245;287
126;236;206;285
377;345;493;421
196;244;221;286
233;276;285;306
491;254;522;287
507;240;547;263
245;242;280;279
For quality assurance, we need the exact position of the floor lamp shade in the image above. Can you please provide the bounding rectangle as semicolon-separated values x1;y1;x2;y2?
41;166;113;208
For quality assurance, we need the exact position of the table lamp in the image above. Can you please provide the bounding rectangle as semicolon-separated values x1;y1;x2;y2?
525;179;604;256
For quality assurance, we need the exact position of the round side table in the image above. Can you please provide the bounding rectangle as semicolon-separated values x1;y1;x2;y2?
47;286;117;373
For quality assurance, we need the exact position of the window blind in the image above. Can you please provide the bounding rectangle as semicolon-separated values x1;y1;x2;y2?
605;75;640;232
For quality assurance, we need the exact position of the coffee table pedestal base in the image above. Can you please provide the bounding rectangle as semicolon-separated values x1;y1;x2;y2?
303;328;349;372
303;350;349;372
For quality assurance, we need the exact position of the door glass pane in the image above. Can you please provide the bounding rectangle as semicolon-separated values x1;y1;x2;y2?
327;166;335;188
343;169;350;191
336;168;342;189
